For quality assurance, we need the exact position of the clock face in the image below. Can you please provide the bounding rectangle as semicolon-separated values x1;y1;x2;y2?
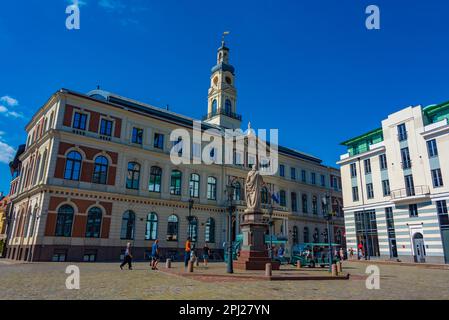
225;76;232;85
213;76;218;85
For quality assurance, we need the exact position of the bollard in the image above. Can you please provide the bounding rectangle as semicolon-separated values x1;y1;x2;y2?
337;261;342;273
165;258;171;269
331;264;337;276
296;261;301;269
187;260;194;273
265;263;272;277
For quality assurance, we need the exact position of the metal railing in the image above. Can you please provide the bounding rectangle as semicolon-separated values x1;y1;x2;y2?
391;185;430;200
202;109;242;121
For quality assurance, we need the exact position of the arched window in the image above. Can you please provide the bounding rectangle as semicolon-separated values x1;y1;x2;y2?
33;155;41;186
292;226;299;244
225;99;232;115
55;204;74;237
120;210;135;240
188;216;198;242
205;217;215;243
280;190;286;207
189;173;200;198
145;212;158;240
28;208;37;238
207;177;217;200
313;228;319;243
261;187;269;205
291;192;297;212
126;162;140;190
64;151;82;180
39;150;47;182
302;194;308;213
303;227;310;243
312;196;318;215
212;99;217;114
167;214;178;241
149;166;162;193
92;156;108;184
233;182;241;201
86;207;102;238
170;170;182;195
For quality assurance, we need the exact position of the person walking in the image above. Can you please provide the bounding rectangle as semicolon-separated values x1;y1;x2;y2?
349;247;354;260
151;239;160;270
339;247;344;261
184;237;192;268
120;242;133;270
202;243;210;267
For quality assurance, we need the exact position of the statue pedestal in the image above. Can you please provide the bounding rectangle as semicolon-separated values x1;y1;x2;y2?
234;210;280;271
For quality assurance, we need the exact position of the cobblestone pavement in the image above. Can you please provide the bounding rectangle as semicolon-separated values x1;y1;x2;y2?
0;260;448;300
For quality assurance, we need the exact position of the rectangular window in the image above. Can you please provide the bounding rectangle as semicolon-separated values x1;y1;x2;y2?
352;186;359;202
427;139;438;157
350;163;357;177
367;183;374;199
132;127;143;144
397;123;407;141
153;133;164;149
291;193;297;212
432;168;444;188
291;167;296;180
409;204;418;217
364;159;372;174
404;174;415;196
73;112;87;130
401;147;411;169
311;173;316;185
382;179;391;196
301;170;306;182
385;207;396;236
99;119;113;136
320;174;325;187
436;200;449;228
279;165;285;177
354;210;380;257
379;154;388;170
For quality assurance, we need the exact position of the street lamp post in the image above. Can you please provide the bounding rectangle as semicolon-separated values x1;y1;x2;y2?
268;204;274;260
225;184;235;274
187;198;194;240
323;193;333;273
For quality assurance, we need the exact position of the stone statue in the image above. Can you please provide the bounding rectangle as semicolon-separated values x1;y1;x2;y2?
245;164;264;212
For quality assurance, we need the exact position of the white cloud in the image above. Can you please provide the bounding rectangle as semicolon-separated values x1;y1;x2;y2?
6;111;24;118
0;105;7;113
0;140;15;164
67;0;87;7
0;95;18;107
99;0;126;11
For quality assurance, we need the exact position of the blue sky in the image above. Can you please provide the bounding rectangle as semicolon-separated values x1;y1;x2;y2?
1;0;449;193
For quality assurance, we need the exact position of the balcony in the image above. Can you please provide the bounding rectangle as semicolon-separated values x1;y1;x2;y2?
390;185;430;204
202;109;242;121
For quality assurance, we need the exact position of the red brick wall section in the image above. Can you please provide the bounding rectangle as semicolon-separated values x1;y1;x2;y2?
45;212;57;236
113;117;122;138
107;151;118;165
80;162;93;182
89;110;100;133
63;105;74;127
107;166;116;186
100;201;113;216
54;157;65;179
73;199;95;214
101;217;111;238
72;215;87;237
58;142;74;155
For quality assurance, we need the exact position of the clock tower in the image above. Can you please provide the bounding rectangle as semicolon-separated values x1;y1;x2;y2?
203;35;242;129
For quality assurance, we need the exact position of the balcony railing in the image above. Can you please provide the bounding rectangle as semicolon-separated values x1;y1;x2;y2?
391;185;430;200
203;109;242;121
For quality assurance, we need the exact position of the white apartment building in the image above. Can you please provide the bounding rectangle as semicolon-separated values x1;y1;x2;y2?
338;101;449;264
